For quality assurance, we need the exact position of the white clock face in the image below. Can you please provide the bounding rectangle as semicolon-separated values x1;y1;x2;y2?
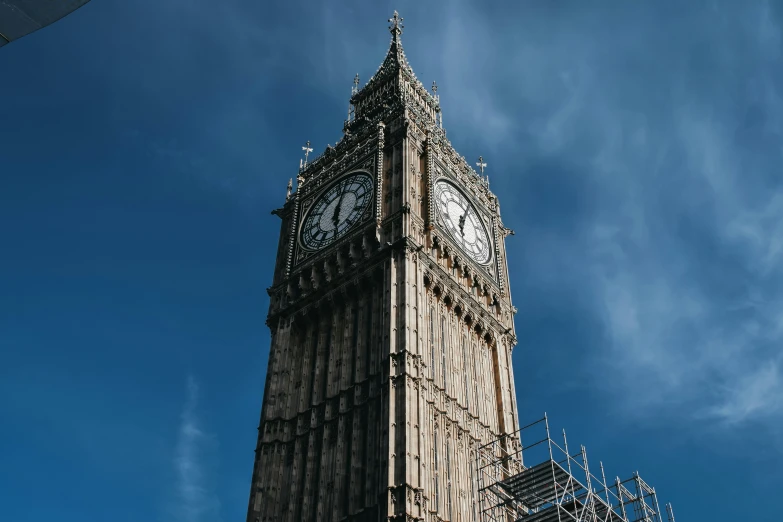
300;172;374;250
434;180;492;264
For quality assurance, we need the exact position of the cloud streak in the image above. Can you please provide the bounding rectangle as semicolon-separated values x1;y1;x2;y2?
237;0;783;430
173;375;221;522
127;0;783;431
419;0;783;429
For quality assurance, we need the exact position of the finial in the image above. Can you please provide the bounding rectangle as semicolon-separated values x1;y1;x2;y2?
300;140;313;170
286;178;293;201
388;11;403;36
348;74;360;122
476;156;487;175
432;81;438;95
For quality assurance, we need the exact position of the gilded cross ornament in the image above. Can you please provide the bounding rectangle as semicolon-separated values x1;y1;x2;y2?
300;140;313;170
476;156;487;175
477;156;489;187
388;11;403;35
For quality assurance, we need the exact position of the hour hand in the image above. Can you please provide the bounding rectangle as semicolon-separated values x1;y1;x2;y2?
458;212;467;236
332;184;347;228
332;203;341;228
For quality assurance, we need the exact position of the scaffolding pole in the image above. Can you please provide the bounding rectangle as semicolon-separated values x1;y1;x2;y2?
476;414;677;522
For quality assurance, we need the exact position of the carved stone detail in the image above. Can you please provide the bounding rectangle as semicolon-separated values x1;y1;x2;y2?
251;13;519;522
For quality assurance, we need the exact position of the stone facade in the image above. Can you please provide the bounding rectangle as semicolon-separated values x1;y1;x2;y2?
247;12;520;522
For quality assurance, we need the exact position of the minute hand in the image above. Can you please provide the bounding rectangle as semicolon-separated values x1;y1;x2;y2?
458;211;467;237
332;183;347;228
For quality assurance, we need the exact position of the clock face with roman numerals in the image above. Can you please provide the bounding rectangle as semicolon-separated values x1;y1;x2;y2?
300;172;374;251
434;180;492;264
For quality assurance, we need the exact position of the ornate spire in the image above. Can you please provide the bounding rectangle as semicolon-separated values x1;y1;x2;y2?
373;10;409;83
346;11;440;131
388;10;403;37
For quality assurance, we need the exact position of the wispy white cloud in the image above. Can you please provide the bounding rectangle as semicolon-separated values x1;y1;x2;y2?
435;4;515;150
425;1;783;429
280;1;783;430
727;192;783;277
132;0;783;432
708;359;783;424
172;375;221;522
587;95;783;425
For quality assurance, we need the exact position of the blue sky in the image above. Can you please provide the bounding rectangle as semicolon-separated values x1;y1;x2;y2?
1;1;781;521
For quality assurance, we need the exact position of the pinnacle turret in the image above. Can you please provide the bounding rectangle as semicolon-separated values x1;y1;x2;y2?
345;11;441;132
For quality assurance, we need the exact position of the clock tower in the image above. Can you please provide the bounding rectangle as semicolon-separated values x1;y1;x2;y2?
247;12;520;522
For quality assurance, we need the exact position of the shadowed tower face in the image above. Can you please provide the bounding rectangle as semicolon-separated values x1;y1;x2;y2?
247;11;520;522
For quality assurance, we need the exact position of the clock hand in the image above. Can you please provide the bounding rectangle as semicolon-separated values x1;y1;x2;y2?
458;211;467;237
332;182;346;228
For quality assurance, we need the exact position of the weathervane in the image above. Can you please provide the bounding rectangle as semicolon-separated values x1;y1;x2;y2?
388;11;403;36
300;140;313;171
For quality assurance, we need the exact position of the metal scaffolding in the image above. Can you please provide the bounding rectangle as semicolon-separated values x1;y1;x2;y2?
476;414;677;522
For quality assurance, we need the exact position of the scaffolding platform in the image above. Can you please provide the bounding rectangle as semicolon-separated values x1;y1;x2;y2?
476;415;676;522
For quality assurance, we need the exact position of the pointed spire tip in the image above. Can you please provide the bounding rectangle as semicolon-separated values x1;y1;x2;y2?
388;10;403;37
